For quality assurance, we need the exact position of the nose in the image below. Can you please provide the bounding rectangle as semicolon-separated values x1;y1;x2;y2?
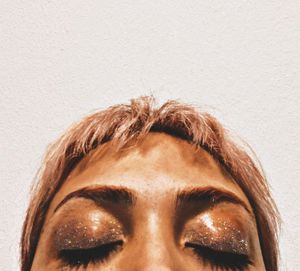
129;212;180;271
134;240;174;271
140;265;173;271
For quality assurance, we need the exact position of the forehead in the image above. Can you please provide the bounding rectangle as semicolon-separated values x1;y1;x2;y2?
49;133;251;212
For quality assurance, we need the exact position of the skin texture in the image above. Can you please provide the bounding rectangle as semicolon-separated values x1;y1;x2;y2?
31;133;266;271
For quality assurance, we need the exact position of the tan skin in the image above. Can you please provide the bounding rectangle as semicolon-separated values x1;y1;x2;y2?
32;133;266;271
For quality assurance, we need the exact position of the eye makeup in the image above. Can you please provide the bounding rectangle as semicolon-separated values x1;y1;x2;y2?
182;207;255;270
53;218;123;251
184;214;250;255
51;208;125;269
44;189;258;270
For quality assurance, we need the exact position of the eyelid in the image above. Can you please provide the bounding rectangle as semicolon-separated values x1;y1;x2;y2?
183;226;250;256
50;198;133;237
181;209;253;254
53;219;124;251
184;240;249;258
59;239;124;253
185;242;253;271
58;240;124;268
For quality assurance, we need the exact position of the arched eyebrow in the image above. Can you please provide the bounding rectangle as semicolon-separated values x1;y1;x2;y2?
176;187;252;215
53;186;252;217
53;186;136;213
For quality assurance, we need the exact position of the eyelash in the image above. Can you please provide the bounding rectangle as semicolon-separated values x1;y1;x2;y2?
58;240;251;271
58;240;123;269
185;242;253;271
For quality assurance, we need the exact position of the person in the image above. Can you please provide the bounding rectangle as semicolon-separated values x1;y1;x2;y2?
21;96;280;271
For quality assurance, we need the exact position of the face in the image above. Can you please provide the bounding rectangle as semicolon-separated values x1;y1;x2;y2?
32;133;266;271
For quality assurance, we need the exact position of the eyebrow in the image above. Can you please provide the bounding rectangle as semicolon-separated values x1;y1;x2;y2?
176;187;252;215
54;185;252;216
54;186;136;213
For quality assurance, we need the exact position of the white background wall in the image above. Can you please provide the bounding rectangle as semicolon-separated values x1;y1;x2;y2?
1;1;299;270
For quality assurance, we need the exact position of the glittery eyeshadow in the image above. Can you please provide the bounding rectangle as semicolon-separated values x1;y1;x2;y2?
184;214;251;255
53;216;123;251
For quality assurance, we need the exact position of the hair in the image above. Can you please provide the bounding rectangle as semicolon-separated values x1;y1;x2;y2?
21;96;280;271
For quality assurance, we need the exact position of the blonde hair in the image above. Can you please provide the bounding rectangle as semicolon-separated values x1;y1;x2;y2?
21;96;280;271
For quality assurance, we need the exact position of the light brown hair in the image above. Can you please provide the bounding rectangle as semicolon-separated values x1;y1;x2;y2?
21;96;280;271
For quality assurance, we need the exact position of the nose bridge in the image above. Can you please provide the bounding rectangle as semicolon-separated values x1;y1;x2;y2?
134;211;175;271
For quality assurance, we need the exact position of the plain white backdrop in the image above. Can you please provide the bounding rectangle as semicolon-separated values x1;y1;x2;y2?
1;1;299;270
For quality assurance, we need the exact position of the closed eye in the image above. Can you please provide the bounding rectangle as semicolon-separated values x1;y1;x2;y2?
59;240;123;268
185;242;253;271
